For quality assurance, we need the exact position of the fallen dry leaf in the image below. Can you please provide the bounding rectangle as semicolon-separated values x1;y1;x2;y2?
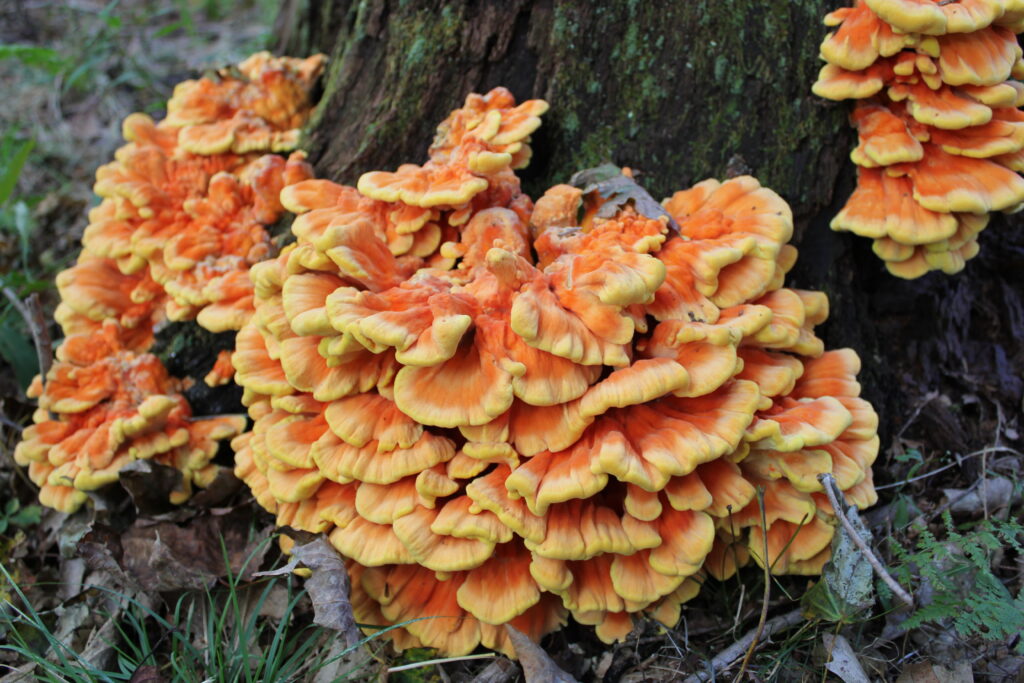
822;633;870;683
77;524;146;595
505;625;578;683
185;467;243;509
80;509;271;592
896;660;974;683
128;665;165;683
118;460;184;516
570;163;681;233
943;476;1020;514
290;536;361;647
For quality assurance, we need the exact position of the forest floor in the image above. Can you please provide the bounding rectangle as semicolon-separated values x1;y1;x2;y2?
0;2;1022;682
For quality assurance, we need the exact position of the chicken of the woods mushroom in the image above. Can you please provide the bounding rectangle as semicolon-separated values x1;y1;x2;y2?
231;87;879;656
814;0;1024;277
16;53;324;512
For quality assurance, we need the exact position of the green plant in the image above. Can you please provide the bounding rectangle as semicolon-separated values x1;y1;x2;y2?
0;499;41;537
0;125;48;389
890;513;1024;652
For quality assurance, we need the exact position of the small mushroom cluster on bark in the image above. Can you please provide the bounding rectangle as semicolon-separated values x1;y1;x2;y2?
230;88;879;655
814;0;1024;277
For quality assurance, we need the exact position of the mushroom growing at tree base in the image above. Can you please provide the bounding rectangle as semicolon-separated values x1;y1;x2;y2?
231;88;879;655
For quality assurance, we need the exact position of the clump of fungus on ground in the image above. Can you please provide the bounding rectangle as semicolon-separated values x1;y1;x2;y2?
17;52;324;512
231;88;880;655
813;0;1024;277
14;321;245;513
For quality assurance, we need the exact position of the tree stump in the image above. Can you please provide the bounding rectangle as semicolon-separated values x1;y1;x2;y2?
273;0;1024;472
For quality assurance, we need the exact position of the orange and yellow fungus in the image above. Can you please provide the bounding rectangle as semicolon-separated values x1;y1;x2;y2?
14;321;245;513
164;52;326;155
814;0;1024;276
17;52;323;512
83;111;314;339
231;90;878;655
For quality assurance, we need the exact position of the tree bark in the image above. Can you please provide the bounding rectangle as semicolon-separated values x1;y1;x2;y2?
273;0;1024;455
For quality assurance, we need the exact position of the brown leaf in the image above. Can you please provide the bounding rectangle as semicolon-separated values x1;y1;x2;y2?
120;523;220;591
504;625;577;683
290;536;362;647
822;634;870;683
77;525;145;594
943;476;1020;514
896;660;974;683
570;163;681;234
128;665;165;683
186;467;243;508
111;510;270;591
118;460;184;516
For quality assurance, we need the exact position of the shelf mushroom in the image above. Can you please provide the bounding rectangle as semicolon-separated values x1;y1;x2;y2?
814;0;1024;276
14;321;245;513
15;53;325;512
231;89;879;655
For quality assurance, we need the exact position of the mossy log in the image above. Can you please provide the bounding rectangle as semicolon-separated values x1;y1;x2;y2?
272;0;1024;453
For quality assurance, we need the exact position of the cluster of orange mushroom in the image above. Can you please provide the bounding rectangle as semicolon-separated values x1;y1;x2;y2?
16;53;324;513
13;321;245;512
231;88;879;655
814;0;1024;277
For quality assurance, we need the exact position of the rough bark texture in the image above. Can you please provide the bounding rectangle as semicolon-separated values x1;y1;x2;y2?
272;0;1024;463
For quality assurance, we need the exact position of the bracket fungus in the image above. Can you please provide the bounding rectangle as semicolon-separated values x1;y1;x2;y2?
80;112;314;340
14;321;245;513
164;52;326;155
231;89;879;655
814;0;1024;277
16;53;324;512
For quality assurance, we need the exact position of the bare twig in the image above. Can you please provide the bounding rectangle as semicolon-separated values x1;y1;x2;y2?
733;488;770;682
985;403;1007;521
0;411;24;434
874;445;1022;491
469;657;518;683
894;391;939;443
682;609;805;683
818;473;913;607
2;287;53;383
915;477;986;526
388;653;496;673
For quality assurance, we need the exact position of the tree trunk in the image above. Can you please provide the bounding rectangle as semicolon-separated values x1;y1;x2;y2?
273;0;1024;458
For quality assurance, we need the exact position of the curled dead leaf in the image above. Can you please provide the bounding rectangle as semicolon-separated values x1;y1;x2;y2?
504;625;577;683
289;536;361;647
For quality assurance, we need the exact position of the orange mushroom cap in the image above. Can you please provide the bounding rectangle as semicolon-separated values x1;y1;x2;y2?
88;104;314;335
165;52;325;155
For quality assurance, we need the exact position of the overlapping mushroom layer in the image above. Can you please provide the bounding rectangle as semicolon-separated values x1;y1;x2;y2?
72;106;314;344
231;90;879;655
17;53;323;513
13;321;245;513
165;52;326;155
814;0;1024;277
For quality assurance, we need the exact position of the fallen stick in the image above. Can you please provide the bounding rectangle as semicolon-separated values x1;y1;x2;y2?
683;608;805;683
2;288;52;383
818;473;914;607
733;488;771;681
